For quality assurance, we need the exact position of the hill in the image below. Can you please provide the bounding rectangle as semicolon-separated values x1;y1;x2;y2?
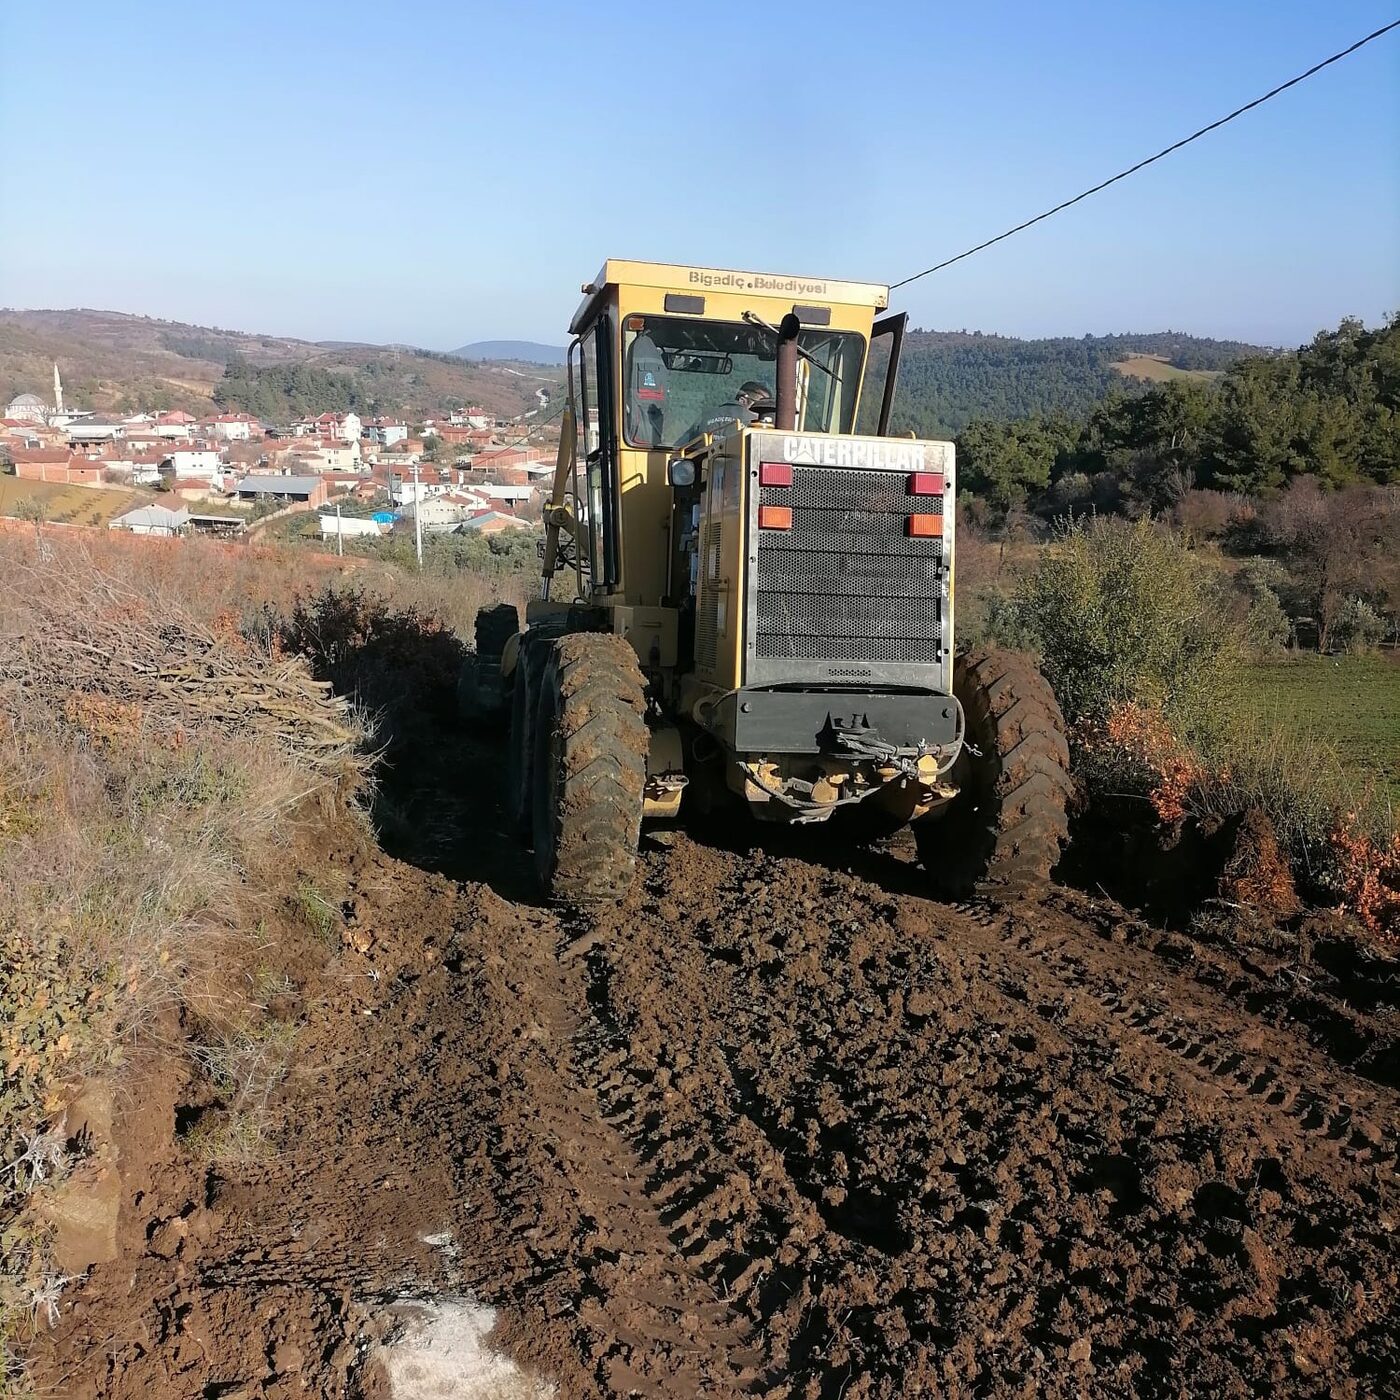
884;329;1271;437
451;339;567;365
0;309;565;422
2;309;1267;435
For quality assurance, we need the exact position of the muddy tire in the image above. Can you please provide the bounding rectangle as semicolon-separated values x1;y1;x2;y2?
474;603;519;657
505;636;545;836
916;646;1070;900
530;633;648;905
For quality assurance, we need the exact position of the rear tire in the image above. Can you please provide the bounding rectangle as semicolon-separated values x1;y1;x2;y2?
915;646;1070;900
530;634;648;905
505;635;546;836
474;602;519;657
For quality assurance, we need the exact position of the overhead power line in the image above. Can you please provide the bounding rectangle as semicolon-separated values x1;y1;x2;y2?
890;19;1400;291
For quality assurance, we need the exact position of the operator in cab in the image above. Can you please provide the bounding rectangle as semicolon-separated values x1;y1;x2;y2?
686;380;771;443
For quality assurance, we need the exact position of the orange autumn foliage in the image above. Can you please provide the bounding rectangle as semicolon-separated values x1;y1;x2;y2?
1330;818;1400;942
1095;702;1206;825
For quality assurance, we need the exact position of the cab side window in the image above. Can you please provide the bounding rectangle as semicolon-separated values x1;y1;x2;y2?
575;319;620;589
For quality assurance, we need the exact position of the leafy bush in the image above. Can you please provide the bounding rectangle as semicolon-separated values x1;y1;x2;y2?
1234;558;1291;655
992;517;1396;934
1333;597;1386;654
990;516;1242;735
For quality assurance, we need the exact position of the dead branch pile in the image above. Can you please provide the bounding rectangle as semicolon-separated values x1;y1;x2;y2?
0;542;369;795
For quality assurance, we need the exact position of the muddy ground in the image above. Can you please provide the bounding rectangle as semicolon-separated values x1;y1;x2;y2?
31;726;1400;1398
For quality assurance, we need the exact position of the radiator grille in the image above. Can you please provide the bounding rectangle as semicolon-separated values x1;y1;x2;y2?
754;466;944;667
696;516;721;673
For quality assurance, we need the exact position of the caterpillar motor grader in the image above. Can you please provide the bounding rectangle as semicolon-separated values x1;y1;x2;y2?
464;260;1070;904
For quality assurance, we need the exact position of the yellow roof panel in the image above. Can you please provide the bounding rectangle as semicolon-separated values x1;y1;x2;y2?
572;259;889;332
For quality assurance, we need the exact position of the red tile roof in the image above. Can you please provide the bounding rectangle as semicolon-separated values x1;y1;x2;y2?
12;448;76;463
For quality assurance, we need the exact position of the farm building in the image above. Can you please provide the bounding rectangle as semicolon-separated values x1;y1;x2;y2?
109;504;191;536
234;474;328;507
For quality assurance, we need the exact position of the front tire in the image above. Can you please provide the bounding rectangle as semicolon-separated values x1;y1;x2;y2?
530;634;648;905
915;646;1071;900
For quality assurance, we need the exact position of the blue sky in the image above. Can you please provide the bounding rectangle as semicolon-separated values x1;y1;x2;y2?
1;2;1396;350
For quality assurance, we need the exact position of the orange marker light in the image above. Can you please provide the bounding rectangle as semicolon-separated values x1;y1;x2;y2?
907;513;940;538
759;462;793;487
908;471;944;495
758;504;793;530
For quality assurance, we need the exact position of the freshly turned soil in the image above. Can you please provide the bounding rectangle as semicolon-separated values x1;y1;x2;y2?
31;729;1399;1399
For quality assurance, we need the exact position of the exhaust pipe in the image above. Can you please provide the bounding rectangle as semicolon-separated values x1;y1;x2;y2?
775;312;801;431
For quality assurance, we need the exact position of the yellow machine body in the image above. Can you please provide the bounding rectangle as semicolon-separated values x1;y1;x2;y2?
537;258;960;828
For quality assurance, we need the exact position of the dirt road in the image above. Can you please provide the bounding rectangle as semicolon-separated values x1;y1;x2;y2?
34;736;1399;1398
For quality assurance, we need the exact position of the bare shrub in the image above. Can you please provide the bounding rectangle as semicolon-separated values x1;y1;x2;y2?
1254;481;1400;652
1172;488;1246;541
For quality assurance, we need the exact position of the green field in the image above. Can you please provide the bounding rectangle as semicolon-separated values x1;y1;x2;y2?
1239;654;1400;809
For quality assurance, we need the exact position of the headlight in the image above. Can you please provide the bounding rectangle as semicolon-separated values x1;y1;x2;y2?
667;458;696;488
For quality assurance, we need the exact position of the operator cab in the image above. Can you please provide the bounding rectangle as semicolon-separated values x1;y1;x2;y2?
619;313;867;450
560;261;908;647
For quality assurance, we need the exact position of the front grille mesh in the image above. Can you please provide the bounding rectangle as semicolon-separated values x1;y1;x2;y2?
754;466;944;666
696;517;721;672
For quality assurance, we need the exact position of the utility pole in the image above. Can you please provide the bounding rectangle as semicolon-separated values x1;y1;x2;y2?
335;501;343;557
410;460;424;569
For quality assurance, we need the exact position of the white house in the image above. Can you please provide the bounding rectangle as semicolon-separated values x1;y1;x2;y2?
161;445;224;481
366;419;409;447
477;483;534;505
313;411;362;443
394;493;490;529
109;504;190;536
390;478;453;507
209;413;256;441
283;440;363;473
67;418;126;443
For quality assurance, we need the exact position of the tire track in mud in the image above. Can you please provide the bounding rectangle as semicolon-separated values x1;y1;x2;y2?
946;899;1397;1174
474;904;764;1399
125;850;762;1400
565;837;1400;1397
38;749;1400;1399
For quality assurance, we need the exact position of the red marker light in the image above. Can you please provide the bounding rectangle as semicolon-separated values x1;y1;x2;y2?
908;471;944;496
759;462;793;487
758;504;793;530
907;513;940;538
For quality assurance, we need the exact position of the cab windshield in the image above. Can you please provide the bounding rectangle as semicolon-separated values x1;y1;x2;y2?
621;315;865;449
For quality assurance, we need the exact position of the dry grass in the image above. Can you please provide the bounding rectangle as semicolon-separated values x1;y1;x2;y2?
0;525;528;1362
1110;354;1218;385
0;528;377;1373
0;478;153;526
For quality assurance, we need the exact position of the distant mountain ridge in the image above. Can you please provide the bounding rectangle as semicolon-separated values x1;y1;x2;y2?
0;309;565;421
1;308;1271;432
451;340;567;365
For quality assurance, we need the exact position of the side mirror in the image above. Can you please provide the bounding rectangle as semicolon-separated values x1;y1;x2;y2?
666;457;697;488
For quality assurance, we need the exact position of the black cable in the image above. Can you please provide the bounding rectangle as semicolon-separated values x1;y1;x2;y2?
890;19;1400;291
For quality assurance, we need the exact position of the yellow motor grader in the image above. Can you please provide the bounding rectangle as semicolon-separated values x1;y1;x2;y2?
464;260;1069;903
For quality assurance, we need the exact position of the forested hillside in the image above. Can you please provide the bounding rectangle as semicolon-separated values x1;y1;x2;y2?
954;316;1398;511
883;329;1269;437
0;309;563;421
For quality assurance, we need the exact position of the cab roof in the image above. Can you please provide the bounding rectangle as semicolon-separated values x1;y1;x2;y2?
570;259;890;334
